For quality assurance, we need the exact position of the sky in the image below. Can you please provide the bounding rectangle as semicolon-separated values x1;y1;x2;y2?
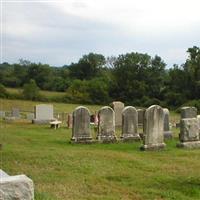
1;0;200;67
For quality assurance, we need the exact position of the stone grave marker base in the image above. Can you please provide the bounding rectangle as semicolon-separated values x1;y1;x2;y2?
177;141;200;149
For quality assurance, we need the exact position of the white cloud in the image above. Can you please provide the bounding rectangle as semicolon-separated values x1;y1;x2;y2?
2;0;200;66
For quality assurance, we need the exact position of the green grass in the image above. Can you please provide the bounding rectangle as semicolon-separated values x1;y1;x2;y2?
0;98;102;113
6;87;66;98
1;118;200;200
1;98;198;199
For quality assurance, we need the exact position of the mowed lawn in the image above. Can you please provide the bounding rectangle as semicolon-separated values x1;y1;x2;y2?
1;99;200;200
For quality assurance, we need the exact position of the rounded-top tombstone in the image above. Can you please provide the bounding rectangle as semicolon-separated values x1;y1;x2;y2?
71;106;92;143
110;101;124;127
97;106;116;143
141;105;166;151
163;108;173;139
121;106;140;141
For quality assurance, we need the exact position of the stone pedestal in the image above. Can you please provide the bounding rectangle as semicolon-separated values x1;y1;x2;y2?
177;118;200;149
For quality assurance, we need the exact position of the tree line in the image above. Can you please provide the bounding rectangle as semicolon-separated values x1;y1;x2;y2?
0;46;200;110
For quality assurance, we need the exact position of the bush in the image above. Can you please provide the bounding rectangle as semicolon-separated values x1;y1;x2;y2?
0;84;8;98
22;79;40;100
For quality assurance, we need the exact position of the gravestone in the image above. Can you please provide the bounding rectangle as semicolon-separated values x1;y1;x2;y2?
141;105;166;151
71;106;92;143
197;115;200;130
177;118;200;149
121;106;140;141
27;113;35;121
0;111;5;118
97;106;116;143
67;113;73;128
181;107;197;119
137;108;145;128
163;108;173;139
33;104;55;124
12;108;20;119
110;101;124;127
0;169;34;200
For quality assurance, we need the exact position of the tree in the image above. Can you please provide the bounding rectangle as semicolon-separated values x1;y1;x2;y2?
22;79;40;100
69;53;106;80
111;52;166;105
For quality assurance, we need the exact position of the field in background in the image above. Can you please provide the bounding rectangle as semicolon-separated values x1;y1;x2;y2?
1;120;200;200
6;87;66;98
0;98;180;124
0;98;102;114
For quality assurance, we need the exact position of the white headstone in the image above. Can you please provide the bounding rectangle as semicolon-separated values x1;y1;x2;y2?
33;104;54;124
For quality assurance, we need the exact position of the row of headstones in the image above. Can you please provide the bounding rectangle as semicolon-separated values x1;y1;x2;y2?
72;105;200;150
72;105;171;149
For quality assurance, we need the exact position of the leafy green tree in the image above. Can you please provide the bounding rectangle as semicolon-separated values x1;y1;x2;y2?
22;79;40;100
111;52;166;105
69;53;106;80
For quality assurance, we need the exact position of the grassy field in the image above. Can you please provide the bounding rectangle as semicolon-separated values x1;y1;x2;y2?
1;98;200;200
0;98;102;114
1;120;200;200
6;87;66;98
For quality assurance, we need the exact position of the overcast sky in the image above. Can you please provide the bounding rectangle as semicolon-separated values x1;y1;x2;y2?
1;0;200;67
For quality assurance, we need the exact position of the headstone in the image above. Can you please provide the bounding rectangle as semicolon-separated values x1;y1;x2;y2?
12;108;20;119
27;113;35;121
67;113;73;128
181;107;197;119
0;111;5;118
177;118;200;149
33;104;55;124
137;109;145;128
121;106;140;142
141;105;166;151
197;115;200;130
71;106;93;143
163;108;173;139
97;106;116;143
0;169;34;200
110;101;124;127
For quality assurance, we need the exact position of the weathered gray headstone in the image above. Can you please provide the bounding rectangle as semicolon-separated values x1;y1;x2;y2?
12;108;20;119
71;106;92;143
121;106;140;141
0;111;5;118
137;108;145;128
177;118;200;149
97;106;116;143
110;101;124;127
0;169;34;200
181;107;197;119
33;104;55;124
141;105;166;151
27;113;35;121
197;115;200;131
67;113;73;128
163;108;173;139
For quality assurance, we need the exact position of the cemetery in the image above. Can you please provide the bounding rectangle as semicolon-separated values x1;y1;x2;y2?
1;99;200;200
